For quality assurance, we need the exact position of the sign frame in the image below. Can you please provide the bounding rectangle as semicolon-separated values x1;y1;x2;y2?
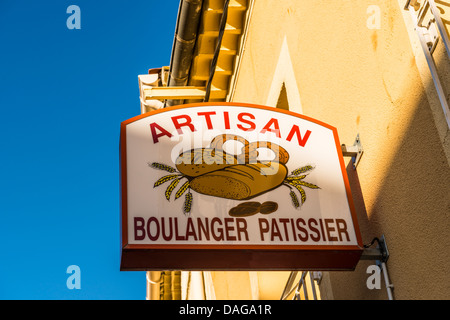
120;102;363;271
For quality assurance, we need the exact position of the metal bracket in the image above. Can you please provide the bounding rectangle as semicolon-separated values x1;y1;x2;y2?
360;235;394;300
421;20;439;54
415;0;440;54
360;234;389;264
405;0;450;129
341;134;364;169
408;0;450;57
312;271;323;285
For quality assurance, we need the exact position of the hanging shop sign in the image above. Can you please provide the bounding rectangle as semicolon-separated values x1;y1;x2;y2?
120;102;363;270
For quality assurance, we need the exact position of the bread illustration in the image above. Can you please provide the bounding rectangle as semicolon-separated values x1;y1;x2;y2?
210;134;290;165
228;201;279;217
175;148;238;177
150;134;320;216
189;162;287;200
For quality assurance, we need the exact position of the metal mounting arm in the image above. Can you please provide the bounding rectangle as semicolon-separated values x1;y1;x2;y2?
360;235;389;263
360;235;394;300
341;134;364;169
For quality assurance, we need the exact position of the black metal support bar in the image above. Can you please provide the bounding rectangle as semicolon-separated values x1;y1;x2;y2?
360;235;389;263
361;235;394;300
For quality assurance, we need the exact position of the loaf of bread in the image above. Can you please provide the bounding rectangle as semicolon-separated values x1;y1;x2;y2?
175;148;238;177
189;162;288;200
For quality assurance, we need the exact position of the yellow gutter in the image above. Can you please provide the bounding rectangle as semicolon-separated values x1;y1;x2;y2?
186;0;250;104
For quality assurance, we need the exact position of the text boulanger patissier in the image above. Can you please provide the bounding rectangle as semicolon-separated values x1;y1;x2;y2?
133;216;351;244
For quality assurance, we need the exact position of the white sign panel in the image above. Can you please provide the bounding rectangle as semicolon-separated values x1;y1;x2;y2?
120;103;363;270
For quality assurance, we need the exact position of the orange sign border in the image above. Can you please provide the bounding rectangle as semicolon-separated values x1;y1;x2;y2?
120;102;363;271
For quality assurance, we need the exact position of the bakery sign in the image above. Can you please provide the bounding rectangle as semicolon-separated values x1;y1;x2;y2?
120;102;363;271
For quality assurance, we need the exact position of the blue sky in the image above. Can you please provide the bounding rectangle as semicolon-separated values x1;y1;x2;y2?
0;1;179;299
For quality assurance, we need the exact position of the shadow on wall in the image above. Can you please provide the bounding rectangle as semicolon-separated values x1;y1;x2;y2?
328;30;450;300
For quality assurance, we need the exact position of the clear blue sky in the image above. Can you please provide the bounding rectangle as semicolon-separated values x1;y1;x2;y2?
0;0;179;299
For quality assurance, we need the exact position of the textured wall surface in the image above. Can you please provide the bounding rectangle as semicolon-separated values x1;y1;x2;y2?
229;0;450;299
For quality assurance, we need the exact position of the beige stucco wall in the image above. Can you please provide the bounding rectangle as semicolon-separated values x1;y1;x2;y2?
227;0;450;299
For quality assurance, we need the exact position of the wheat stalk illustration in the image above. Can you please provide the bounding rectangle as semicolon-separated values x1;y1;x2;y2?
150;162;192;216
283;165;319;209
183;192;193;216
